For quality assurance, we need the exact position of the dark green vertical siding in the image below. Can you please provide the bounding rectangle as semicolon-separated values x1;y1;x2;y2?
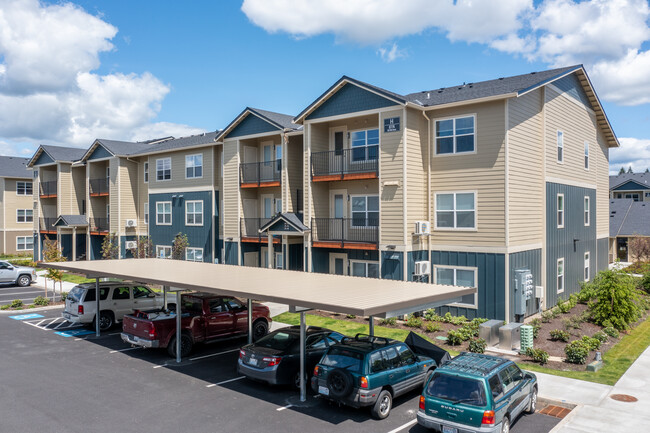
90;235;103;260
509;249;542;322
288;244;304;271
120;235;137;259
224;241;238;265
381;251;403;281
311;247;379;275
407;250;430;282
60;234;72;261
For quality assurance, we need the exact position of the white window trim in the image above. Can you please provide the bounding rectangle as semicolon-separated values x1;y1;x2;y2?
433;114;477;156
156;245;172;259
186;247;203;262
144;202;149;225
557;193;565;229
16;181;33;196
185;154;203;179
156;201;172;226
434;191;477;231
584;252;590;282
143;162;149;183
557;258;565;294
584;196;590;227
156;157;172;182
16;236;34;251
349;194;379;227
433;264;478;309
349;259;380;278
584;141;589;171
16;209;33;223
185;200;204;226
348;127;380;163
557;130;564;164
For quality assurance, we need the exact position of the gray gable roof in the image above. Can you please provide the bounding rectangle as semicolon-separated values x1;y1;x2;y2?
135;131;219;155
610;199;650;237
40;145;86;163
94;139;153;157
259;212;310;233
610;173;650;190
54;215;88;227
0;156;31;179
216;107;300;141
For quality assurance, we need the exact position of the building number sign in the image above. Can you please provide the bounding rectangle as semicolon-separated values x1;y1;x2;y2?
384;117;400;133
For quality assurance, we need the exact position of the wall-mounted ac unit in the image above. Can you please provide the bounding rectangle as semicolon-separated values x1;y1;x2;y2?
414;261;431;276
125;241;137;249
125;219;137;228
414;221;430;235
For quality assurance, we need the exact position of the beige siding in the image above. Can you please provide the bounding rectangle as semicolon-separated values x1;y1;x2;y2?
286;135;303;212
508;89;544;246
138;156;150;230
4;230;33;254
71;166;85;215
109;158;119;232
58;163;72;215
307;123;329;220
429;100;506;247
405;107;428;247
596;130;609;237
0;178;4;229
119;158;139;236
223;139;239;238
149;148;213;190
380;109;405;244
3;178;35;230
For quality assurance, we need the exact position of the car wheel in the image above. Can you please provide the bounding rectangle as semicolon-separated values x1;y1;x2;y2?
17;275;31;287
501;416;510;433
293;370;309;389
92;312;114;331
371;390;393;419
167;334;193;358
326;368;353;398
526;387;538;414
252;320;268;341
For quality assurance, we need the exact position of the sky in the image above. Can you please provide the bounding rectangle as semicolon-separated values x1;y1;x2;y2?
0;0;649;174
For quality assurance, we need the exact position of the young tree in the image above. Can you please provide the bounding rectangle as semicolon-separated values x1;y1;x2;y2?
586;268;641;330
645;168;649;173
101;233;120;260
171;233;189;260
627;166;634;173
129;236;154;258
629;236;650;263
41;236;66;299
619;166;626;175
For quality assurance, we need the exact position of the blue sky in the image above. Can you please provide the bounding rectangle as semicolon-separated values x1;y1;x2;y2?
1;0;649;172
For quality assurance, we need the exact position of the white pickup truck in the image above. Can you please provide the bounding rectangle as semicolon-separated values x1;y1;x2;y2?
0;260;37;287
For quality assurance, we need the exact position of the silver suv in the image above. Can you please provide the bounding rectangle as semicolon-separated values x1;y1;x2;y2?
62;282;165;331
0;260;37;287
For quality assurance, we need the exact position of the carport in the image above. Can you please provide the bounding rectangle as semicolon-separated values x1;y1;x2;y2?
45;258;475;402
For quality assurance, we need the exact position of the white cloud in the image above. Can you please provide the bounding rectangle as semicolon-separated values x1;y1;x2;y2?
610;137;650;174
377;43;406;63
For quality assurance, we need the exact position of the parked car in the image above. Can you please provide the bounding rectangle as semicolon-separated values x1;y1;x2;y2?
311;334;439;419
121;292;271;358
417;352;538;433
0;260;37;287
238;326;345;388
62;282;165;331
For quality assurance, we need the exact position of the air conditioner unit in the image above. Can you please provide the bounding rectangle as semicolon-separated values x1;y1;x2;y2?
125;241;137;249
125;219;137;227
414;261;431;276
414;221;430;235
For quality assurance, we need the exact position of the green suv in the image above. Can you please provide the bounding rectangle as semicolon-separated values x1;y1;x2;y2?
311;334;437;419
417;352;537;433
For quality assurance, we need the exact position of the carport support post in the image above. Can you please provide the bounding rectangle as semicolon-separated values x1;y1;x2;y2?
300;311;306;402
176;291;182;364
163;285;168;310
247;299;253;345
369;315;374;336
95;277;100;337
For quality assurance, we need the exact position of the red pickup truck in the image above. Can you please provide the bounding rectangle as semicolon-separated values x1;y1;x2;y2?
121;292;272;358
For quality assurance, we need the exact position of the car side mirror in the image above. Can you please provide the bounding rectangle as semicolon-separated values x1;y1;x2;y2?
147;293;156;298
492;390;500;398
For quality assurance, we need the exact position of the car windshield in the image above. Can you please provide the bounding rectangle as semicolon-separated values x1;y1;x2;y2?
68;286;85;302
254;331;298;351
426;373;487;407
320;347;363;373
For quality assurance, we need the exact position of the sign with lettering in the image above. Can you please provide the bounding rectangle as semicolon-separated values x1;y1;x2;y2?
384;117;400;133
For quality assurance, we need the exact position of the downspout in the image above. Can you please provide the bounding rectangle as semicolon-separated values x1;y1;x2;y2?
422;110;432;283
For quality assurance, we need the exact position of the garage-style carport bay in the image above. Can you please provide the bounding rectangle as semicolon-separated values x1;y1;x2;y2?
44;258;475;401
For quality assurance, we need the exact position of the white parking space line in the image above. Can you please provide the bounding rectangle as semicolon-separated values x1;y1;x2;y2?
206;376;245;387
108;332;121;336
386;419;417;433
190;348;240;361
109;347;140;353
276;404;293;412
153;364;167;369
0;290;44;297
23;321;53;331
54;321;68;329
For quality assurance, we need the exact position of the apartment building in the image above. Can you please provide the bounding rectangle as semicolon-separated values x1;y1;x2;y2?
608;172;650;262
0;156;34;255
610;172;650;202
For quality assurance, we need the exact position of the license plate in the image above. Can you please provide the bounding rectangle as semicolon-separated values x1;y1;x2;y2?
442;426;457;433
248;358;258;367
318;386;329;396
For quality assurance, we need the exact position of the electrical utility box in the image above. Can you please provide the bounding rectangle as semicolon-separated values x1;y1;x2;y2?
514;269;534;317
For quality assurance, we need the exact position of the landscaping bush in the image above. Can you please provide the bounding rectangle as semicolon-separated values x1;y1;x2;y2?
0;304;9;310
541;310;555;323
565;340;591;364
9;258;33;267
442;312;467;325
530;318;542;339
468;338;487;354
586;268;641;330
525;347;550;365
640;272;650;295
557;298;572;314
423;309;441;321
61;292;68;302
550;329;570;342
563;317;582;330
592;331;608;344
603;326;620;338
34;296;49;306
457;326;475;341
346;314;356;319
379;317;397;326
405;316;423;328
446;330;463;345
425;322;441;333
10;299;23;309
581;335;601;351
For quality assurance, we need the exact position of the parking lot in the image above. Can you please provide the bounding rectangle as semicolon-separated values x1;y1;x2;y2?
0;281;61;306
0;306;562;433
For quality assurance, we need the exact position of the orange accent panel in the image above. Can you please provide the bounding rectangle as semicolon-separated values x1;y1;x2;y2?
241;237;281;244
259;181;281;188
342;172;378;181
240;183;259;188
89;192;109;197
312;241;377;250
39;194;57;199
312;175;343;182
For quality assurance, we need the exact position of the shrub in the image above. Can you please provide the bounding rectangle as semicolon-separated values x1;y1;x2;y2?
525;347;550;365
640;272;650;295
425;322;441;333
442;312;467;325
0;304;9;310
446;330;463;345
457;326;475;341
379;317;397;326
424;309;441;321
530;318;542;339
33;296;49;306
592;331;608;344
10;299;23;309
405;316;423;328
577;282;596;303
565;340;591;364
550;329;570;342
603;327;620;338
61;292;68;302
541;310;555;323
581;335;601;351
557;298;572;314
585;268;641;330
563;317;582;330
468;338;487;354
346;314;356;319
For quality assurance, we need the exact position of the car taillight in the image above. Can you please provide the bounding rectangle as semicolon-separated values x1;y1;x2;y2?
148;325;157;339
263;356;281;366
239;350;246;359
360;376;368;389
313;366;319;376
482;410;495;425
78;305;84;315
419;395;425;410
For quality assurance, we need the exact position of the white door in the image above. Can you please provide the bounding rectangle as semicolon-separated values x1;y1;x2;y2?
261;246;268;268
243;199;258;236
330;190;347;240
261;195;273;219
329;253;348;275
243;146;257;163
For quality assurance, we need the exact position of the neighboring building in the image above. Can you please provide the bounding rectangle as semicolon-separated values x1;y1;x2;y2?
608;173;650;262
0;156;34;255
610;172;650;201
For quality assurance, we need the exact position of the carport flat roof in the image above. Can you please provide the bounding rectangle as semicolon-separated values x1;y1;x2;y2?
44;259;475;317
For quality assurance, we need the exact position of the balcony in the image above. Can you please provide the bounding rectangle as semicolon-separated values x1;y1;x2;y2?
39;217;57;234
89;218;109;235
240;218;280;243
89;178;109;197
240;160;282;188
311;218;378;249
311;146;378;182
39;181;57;198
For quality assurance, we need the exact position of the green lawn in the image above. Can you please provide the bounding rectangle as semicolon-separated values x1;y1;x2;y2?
59;273;94;285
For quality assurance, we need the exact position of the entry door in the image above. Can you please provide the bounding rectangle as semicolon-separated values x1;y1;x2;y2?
261;195;274;219
243;199;258;236
330;190;347;240
243;146;257;163
330;127;347;173
617;237;628;261
329;253;348;275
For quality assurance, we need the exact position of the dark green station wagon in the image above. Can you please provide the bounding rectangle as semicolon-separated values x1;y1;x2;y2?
417;352;537;433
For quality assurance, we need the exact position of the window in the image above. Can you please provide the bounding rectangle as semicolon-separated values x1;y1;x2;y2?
186;247;203;262
275;198;282;214
16;236;33;251
144;202;149;225
488;375;504;401
156;245;171;259
16;181;33;195
185;200;203;226
396;344;416;365
156;158;171;181
435;265;478;308
646;192;650;198
584;196;590;226
350;128;379;161
584;141;589;170
350;260;379;278
17;209;33;223
625;193;640;201
435;192;476;229
557;258;565;293
557;130;564;163
156;201;172;225
112;287;131;300
351;195;379;227
275;252;283;269
144;162;149;183
133;286;152;299
584;252;590;282
33;170;38;179
435;116;475;154
185;154;203;179
557;194;564;228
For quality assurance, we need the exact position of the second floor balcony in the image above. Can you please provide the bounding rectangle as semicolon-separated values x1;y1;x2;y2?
89;218;109;234
89;178;109;197
311;146;378;182
240;160;282;188
39;217;57;234
311;217;378;249
240;217;281;243
39;180;57;198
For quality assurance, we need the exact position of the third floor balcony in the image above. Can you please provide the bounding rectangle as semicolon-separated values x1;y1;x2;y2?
89;178;109;197
240;160;282;188
39;180;57;198
311;146;378;182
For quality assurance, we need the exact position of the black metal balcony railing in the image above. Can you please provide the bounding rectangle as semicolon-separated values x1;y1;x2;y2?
89;218;109;233
89;178;109;196
39;217;57;232
240;160;282;186
311;146;379;178
311;218;378;245
39;180;57;197
240;218;271;239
